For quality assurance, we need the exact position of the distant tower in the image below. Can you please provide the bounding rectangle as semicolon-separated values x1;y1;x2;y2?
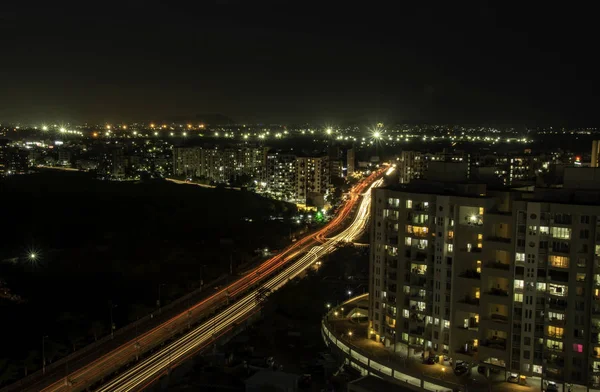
347;148;355;176
592;140;600;167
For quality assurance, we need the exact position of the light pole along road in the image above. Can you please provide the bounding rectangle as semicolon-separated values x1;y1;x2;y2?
28;167;386;392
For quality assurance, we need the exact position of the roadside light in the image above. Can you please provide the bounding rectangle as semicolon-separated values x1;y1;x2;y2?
347;290;352;296
326;304;331;309
30;253;36;260
348;331;353;337
334;311;338;317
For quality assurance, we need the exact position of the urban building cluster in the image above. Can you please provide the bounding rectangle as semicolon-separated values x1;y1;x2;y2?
368;141;600;389
173;143;356;206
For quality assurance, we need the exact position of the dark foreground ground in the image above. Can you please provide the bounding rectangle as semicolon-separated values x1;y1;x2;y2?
0;172;301;386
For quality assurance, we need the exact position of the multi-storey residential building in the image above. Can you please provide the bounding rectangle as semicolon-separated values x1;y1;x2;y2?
296;155;329;206
264;150;296;201
347;148;356;176
173;145;267;185
369;164;600;390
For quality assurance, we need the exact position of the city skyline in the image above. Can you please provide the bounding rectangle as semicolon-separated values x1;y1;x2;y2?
1;2;597;126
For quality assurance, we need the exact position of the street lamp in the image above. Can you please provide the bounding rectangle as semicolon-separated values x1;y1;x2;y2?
334;311;339;317
347;289;352;297
326;303;331;309
158;283;166;314
109;302;117;339
30;253;37;260
42;335;48;374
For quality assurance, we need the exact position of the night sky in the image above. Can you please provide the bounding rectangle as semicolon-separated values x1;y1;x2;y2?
0;2;597;126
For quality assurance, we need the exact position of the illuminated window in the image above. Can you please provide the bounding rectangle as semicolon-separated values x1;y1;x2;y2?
447;244;453;252
405;237;412;246
476;260;482;273
548;312;564;321
516;253;525;262
479;207;484;215
549;255;569;268
473;339;479;347
537;282;546;291
547;326;564;338
477;234;483;241
406;200;413;209
403;309;409;318
515;280;524;290
443;320;450;329
475;289;480;299
551;227;571;239
573;344;583;353
448;230;454;240
540;226;549;235
514;293;523;302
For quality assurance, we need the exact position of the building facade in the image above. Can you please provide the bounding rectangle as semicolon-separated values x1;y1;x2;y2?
369;167;600;389
296;155;329;205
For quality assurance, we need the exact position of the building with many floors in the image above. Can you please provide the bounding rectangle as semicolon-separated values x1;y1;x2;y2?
369;164;600;389
173;145;267;185
296;155;329;206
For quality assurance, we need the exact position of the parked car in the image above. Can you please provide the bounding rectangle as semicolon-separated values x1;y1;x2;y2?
454;365;468;376
507;374;519;384
546;382;559;392
423;357;436;365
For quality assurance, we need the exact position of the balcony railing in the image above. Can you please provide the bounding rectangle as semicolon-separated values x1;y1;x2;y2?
487;236;512;244
490;313;509;323
486;287;509;297
486;261;510;271
458;295;480;306
480;338;507;350
459;269;481;279
455;346;478;356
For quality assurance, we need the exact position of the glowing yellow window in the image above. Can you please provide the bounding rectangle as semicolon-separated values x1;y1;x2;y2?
473;339;479;347
479;207;484;215
475;289;480;299
474;314;479;322
476;260;482;273
477;234;483;240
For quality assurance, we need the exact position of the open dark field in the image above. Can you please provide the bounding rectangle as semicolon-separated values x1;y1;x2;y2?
0;171;298;385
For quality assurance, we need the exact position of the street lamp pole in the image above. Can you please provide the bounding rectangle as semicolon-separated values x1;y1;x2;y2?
42;335;48;375
158;283;166;314
110;302;117;339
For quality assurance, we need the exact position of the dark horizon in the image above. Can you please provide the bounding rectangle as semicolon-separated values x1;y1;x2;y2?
0;2;597;126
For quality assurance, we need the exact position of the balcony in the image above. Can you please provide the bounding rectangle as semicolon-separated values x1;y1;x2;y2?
455;346;478;357
414;252;427;262
459;269;481;280
485;261;510;271
460;247;483;253
489;313;509;323
546;316;565;326
486;287;509;297
487;236;511;244
456;295;480;312
547;299;568;311
480;337;507;351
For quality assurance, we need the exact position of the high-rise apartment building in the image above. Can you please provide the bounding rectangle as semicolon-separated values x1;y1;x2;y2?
347;148;356;176
173;145;267;185
369;164;600;389
264;151;297;201
296;155;329;206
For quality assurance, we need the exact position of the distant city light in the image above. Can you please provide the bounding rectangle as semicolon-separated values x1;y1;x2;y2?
29;253;36;260
59;127;66;133
42;125;48;131
373;131;381;139
326;128;332;135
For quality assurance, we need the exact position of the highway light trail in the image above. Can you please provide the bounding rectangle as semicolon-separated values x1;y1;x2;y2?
31;168;385;392
95;177;382;391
